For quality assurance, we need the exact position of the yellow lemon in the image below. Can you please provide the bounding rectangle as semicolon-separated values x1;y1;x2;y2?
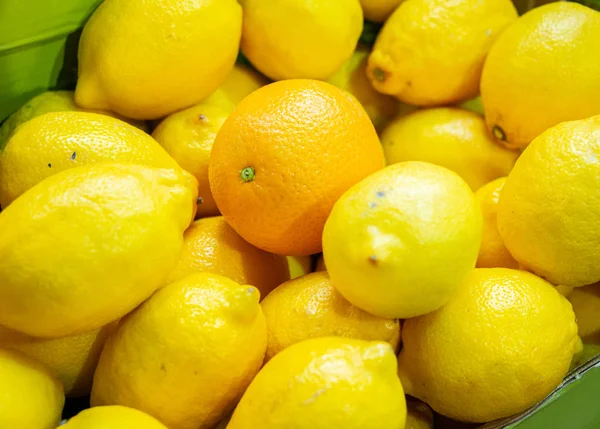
91;273;267;429
568;283;600;344
287;255;313;279
381;108;518;190
328;45;402;131
360;0;404;22
0;111;178;208
481;3;600;149
474;178;519;269
62;406;167;429
323;161;482;318
0;90;147;148
204;64;271;112
497;115;600;287
76;0;242;119
0;348;64;429
239;0;363;80
228;337;406;429
0;321;118;397
168;216;290;300
368;0;517;105
261;271;401;361
0;163;197;338
405;398;434;429
398;268;578;423
152;103;230;218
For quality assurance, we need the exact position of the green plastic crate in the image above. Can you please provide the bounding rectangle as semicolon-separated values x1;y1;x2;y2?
1;1;599;428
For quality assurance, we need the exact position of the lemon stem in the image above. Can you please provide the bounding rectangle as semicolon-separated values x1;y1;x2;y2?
492;125;507;142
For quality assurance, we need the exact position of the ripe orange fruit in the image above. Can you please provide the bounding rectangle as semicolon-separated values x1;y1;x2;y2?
209;80;385;255
168;216;290;299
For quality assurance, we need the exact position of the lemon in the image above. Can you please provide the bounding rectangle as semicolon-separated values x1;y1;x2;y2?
405;398;434;429
92;273;267;429
474;178;519;269
0;163;197;338
327;45;402;131
367;0;517;105
62;406;167;429
204;63;271;112
76;0;242;119
360;0;404;22
0;321;118;397
381;108;518;190
497;115;600;287
323;161;482;318
568;283;600;343
261;271;401;361
152;103;230;218
287;255;313;279
168;216;290;300
398;268;578;423
0;348;64;429
0;91;147;149
0;111;178;208
239;0;363;80
228;337;406;429
481;3;600;149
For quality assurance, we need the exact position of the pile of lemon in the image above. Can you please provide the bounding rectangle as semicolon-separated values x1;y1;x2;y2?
1;0;600;428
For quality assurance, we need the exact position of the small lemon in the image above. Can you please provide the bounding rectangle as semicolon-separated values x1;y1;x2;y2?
474;178;518;269
0;321;118;397
228;337;407;429
168;216;290;299
261;271;401;360
0;348;64;429
568;283;600;344
405;398;434;429
381;108;518;190
76;0;242;119
328;45;402;131
497;115;600;287
360;0;404;22
481;2;600;148
0;163;197;338
62;406;167;429
368;0;517;105
0;111;178;208
287;255;313;279
239;0;363;80
204;63;271;112
398;268;578;423
152;103;230;218
92;273;267;429
323;161;482;318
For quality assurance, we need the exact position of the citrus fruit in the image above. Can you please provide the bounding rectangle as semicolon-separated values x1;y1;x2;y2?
239;0;363;80
367;0;517;105
0;347;64;429
287;255;313;279
62;406;168;429
481;2;600;148
76;0;242;119
260;271;401;361
381;108;518;190
0;163;197;337
91;273;267;429
497;115;600;287
568;283;600;343
398;268;578;423
0;321;118;397
167;216;290;299
0;90;146;149
227;337;406;429
474;178;519;269
323;161;482;318
0;111;178;208
205;63;271;111
360;0;404;22
209;79;385;256
405;398;434;429
152;103;230;218
327;45;402;131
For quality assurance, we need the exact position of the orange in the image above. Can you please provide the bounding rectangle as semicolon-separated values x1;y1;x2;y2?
168;216;289;299
209;79;385;255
